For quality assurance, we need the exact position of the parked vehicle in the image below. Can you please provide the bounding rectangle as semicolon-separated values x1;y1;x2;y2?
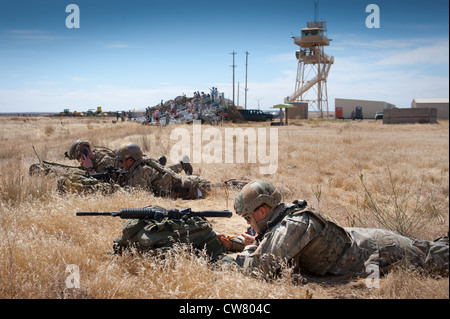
238;109;274;121
264;110;280;119
351;106;363;120
374;111;383;120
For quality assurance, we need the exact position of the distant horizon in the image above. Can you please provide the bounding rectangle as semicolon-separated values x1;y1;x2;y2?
1;0;448;113
0;108;331;115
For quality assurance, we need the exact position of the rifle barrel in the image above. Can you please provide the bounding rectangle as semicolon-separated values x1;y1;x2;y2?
76;212;115;216
190;210;233;218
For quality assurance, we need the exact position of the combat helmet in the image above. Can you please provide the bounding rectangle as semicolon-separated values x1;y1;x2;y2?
180;155;190;163
115;142;143;161
234;180;282;218
67;140;91;160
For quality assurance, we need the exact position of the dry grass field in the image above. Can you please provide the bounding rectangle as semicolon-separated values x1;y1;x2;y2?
0;115;448;299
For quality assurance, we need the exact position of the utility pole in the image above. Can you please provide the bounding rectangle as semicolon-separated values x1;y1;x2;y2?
245;51;249;109
314;0;319;22
256;98;263;110
237;82;240;106
230;51;237;106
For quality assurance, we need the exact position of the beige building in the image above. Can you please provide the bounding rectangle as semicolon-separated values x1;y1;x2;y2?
411;98;449;119
335;98;396;119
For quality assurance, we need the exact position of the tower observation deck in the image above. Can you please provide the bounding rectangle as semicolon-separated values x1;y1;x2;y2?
285;20;334;118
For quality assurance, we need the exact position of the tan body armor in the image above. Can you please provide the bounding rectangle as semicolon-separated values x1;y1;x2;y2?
290;206;351;275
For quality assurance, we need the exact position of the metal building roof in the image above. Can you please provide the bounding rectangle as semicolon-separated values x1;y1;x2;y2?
412;98;449;104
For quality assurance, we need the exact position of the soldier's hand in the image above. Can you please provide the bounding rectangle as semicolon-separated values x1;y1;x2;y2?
217;234;233;250
80;154;94;171
242;232;258;246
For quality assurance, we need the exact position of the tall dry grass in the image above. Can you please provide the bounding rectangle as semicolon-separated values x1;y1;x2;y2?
0;116;448;299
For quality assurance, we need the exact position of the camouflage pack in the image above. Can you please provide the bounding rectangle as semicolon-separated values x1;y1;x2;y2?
29;161;83;178
113;206;227;260
56;170;117;194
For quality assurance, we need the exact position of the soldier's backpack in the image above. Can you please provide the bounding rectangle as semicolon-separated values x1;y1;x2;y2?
112;206;227;261
56;169;117;194
29;161;83;178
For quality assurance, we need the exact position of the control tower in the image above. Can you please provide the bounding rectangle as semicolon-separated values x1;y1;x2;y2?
285;16;334;118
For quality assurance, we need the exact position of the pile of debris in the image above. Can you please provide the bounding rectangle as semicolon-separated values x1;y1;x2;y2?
142;91;245;125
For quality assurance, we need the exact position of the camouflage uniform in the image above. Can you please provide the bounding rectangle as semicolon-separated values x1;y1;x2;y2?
89;148;116;173
127;156;211;200
167;162;193;175
29;160;117;194
29;142;115;177
28;141;118;194
166;155;193;175
29;161;83;178
66;140;116;174
56;167;117;194
234;180;449;276
126;156;176;196
117;143;210;200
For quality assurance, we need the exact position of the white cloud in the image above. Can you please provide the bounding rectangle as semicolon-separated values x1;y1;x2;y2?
68;77;87;82
265;53;294;63
5;29;69;41
377;42;449;65
216;73;295;109
327;55;449;108
104;42;137;49
0;86;196;112
1;35;447;113
323;36;450;107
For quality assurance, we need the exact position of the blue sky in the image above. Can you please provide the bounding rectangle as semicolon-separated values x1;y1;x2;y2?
0;0;448;112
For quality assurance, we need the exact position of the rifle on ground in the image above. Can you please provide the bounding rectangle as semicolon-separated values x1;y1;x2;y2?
76;207;232;219
32;146;42;163
32;145;81;169
29;146;87;177
89;165;129;186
